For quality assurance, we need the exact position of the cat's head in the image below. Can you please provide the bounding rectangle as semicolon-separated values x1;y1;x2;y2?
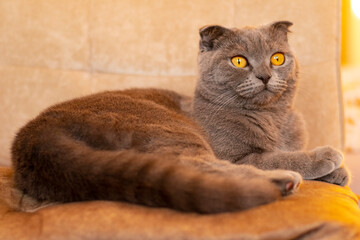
197;21;298;109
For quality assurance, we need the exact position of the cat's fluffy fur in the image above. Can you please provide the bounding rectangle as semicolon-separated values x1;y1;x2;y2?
11;21;348;214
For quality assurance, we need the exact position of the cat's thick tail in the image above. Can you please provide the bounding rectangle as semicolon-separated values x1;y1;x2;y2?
12;129;286;214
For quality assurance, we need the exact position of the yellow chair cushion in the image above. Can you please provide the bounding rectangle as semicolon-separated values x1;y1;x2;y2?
0;167;359;239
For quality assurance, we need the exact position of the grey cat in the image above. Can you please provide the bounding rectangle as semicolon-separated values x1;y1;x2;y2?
194;21;349;186
11;21;348;214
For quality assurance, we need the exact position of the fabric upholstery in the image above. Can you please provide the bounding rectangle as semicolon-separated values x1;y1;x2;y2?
0;167;359;239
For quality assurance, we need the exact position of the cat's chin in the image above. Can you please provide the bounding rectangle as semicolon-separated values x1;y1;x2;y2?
246;90;281;107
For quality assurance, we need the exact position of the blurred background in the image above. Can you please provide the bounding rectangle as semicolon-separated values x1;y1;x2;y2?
341;0;360;194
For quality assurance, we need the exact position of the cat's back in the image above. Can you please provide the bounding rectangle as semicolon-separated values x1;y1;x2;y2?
12;88;202;158
47;88;191;120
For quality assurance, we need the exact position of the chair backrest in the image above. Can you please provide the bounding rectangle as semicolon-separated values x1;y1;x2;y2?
0;0;342;166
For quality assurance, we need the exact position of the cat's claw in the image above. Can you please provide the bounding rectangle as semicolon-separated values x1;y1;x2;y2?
266;170;302;196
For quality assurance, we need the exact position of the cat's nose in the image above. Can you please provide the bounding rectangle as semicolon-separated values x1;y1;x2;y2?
256;74;271;85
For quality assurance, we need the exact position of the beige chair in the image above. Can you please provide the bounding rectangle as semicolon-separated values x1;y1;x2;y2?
0;0;359;239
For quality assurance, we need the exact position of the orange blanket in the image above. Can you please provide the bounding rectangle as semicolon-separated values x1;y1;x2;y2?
0;167;359;240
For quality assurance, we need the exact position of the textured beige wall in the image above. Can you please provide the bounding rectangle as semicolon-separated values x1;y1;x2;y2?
0;0;342;166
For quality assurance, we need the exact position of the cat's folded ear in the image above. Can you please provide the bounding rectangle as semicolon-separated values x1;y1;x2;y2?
199;25;232;52
267;21;293;41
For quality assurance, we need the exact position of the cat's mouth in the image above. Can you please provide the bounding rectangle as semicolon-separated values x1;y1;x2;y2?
236;82;286;99
236;84;266;98
236;84;284;105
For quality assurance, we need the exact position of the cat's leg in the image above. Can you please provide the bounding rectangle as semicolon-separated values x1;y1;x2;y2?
228;165;303;196
185;155;302;196
235;146;348;183
278;114;350;186
314;166;350;186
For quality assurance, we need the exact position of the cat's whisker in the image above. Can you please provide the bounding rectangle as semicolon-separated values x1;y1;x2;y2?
237;85;255;91
270;85;287;90
269;84;287;88
211;90;236;105
237;89;255;96
296;85;314;101
202;90;236;115
273;80;287;83
206;93;239;124
237;88;256;96
237;82;253;89
213;94;238;113
239;91;255;98
237;83;264;93
272;81;287;85
202;90;233;109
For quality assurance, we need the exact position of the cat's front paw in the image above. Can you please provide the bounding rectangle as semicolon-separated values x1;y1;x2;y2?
265;170;302;196
315;166;350;186
307;146;343;179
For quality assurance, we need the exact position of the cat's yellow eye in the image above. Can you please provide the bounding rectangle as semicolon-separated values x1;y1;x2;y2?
231;56;247;68
270;53;285;66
